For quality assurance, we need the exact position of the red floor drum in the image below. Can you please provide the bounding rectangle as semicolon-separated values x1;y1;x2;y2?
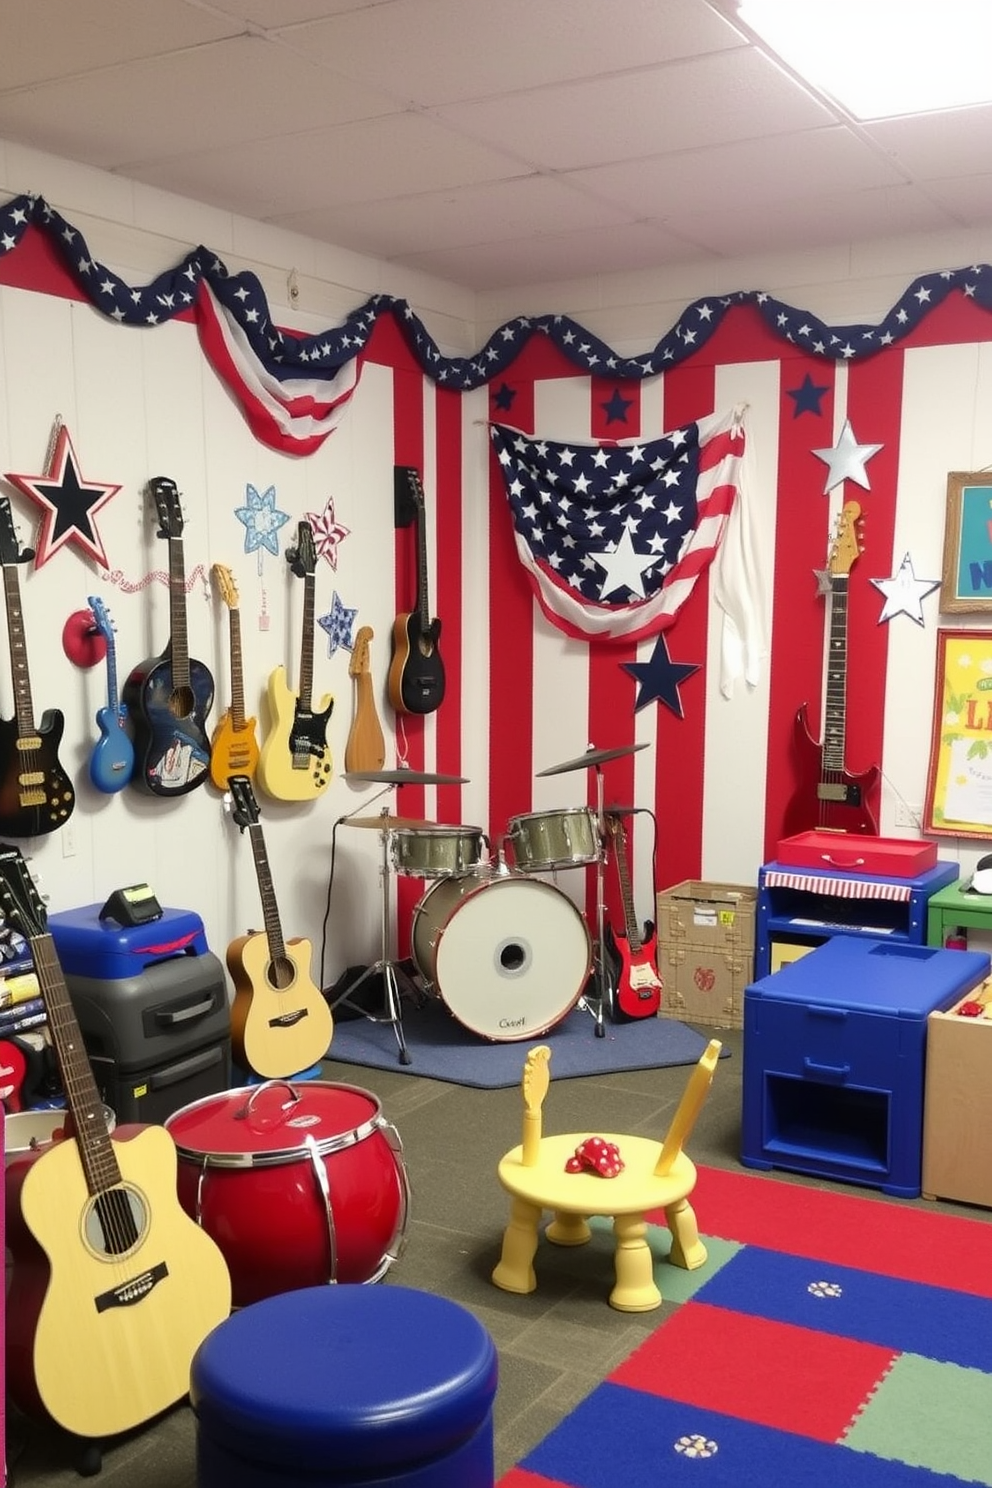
165;1081;409;1308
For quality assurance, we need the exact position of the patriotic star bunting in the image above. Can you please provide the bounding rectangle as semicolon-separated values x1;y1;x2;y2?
306;495;350;570
870;552;940;625
4;424;121;568
318;592;358;655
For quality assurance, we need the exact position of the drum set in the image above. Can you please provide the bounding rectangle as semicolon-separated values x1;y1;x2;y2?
339;743;648;1063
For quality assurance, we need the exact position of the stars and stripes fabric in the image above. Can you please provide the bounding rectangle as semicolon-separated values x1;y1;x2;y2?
490;408;746;643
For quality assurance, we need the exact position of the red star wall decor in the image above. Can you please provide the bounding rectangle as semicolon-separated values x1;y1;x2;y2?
4;424;121;568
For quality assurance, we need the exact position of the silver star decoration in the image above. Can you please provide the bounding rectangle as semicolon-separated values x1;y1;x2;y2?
590;524;657;600
812;418;883;494
870;552;940;625
813;567;833;596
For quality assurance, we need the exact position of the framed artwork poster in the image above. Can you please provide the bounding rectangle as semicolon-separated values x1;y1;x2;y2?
925;628;992;837
940;471;992;613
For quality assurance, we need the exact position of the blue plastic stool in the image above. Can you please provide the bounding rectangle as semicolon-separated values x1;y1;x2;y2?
191;1285;498;1487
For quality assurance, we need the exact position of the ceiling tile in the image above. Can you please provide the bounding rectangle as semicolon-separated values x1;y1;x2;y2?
864;106;992;182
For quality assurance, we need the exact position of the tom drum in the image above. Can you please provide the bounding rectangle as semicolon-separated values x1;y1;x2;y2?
508;807;600;873
411;871;592;1041
390;824;485;879
164;1081;409;1308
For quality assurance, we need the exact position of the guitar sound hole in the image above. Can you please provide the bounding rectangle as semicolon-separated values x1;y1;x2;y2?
268;956;296;991
169;685;196;718
86;1185;146;1257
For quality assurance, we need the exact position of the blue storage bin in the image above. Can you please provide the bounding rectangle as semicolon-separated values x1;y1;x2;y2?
741;935;989;1197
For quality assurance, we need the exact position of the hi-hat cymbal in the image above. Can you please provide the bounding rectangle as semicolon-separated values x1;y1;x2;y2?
344;815;433;830
536;742;649;777
345;769;469;786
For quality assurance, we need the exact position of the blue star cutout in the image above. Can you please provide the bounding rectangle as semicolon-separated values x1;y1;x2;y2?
492;382;516;411
601;387;634;424
318;592;358;656
787;373;830;418
622;633;700;717
235;484;291;558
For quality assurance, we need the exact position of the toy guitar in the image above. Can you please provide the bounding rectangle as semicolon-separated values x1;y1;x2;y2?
227;774;333;1079
0;496;75;835
0;844;231;1439
604;813;662;1021
123;477;214;796
387;468;445;715
257;520;333;801
209;563;260;789
344;626;386;773
782;501;879;835
87;595;135;793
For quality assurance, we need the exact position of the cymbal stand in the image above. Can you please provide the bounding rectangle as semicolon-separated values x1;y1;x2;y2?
326;810;418;1065
577;764;609;1038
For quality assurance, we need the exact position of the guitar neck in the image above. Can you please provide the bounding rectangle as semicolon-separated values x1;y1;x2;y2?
822;575;848;773
2;560;36;735
30;931;122;1194
298;573;315;710
416;505;432;633
248;822;287;964
612;822;643;953
228;606;247;729
168;535;191;691
103;628;122;716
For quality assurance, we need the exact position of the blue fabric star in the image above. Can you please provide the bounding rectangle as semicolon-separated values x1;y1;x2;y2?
786;373;830;417
622;633;700;717
601;387;634;425
318;592;358;656
235;484;291;558
492;382;516;411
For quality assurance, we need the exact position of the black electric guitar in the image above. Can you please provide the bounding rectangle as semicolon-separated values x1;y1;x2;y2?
0;496;74;835
783;501;879;836
1;845;231;1439
123;477;214;796
387;468;445;714
604;814;662;1021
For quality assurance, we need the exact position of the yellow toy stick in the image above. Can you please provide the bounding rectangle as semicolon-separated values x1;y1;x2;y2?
521;1045;551;1167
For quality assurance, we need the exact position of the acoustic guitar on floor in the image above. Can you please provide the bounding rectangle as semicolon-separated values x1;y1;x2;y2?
227;774;333;1079
1;845;231;1440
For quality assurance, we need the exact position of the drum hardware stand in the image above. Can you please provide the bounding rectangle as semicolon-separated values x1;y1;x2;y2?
577;764;610;1038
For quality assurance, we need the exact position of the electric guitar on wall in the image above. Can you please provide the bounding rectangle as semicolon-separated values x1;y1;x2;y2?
387;468;445;715
227;774;333;1079
257;520;334;802
87;595;135;794
782;500;880;836
123;477;214;796
0;845;231;1440
345;625;386;774
209;563;260;789
0;496;75;835
604;813;662;1021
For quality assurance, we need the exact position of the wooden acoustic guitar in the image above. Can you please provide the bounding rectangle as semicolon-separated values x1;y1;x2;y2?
387;468;445;715
256;520;334;801
1;845;231;1440
782;500;879;836
0;495;75;835
227;774;333;1079
604;814;662;1021
345;625;386;773
209;563;260;789
123;477;214;796
87;595;135;794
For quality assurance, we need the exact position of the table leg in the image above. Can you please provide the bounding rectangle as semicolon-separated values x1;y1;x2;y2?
546;1212;592;1246
666;1196;707;1270
492;1196;542;1294
610;1212;661;1312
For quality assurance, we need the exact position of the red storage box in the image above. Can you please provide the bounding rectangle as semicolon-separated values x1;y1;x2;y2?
775;831;937;878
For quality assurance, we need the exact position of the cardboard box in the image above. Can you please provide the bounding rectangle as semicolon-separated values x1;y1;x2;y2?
658;941;751;1029
656;880;757;953
922;980;992;1209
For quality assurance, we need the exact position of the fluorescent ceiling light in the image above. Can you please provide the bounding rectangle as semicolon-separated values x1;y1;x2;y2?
737;0;992;119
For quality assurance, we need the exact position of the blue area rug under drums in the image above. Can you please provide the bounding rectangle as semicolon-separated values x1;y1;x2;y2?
326;994;726;1088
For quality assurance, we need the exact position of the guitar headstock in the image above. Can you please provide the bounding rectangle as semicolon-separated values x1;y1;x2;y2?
212;563;239;610
0;845;47;940
287;520;316;580
828;501;862;578
87;594;116;645
0;496;33;566
349;626;373;679
406;468;426;512
522;1045;551;1116
148;476;184;541
228;774;261;831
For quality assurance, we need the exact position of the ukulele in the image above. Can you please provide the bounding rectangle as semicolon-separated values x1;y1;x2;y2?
604;814;662;1021
209;563;260;789
226;774;333;1079
257;520;334;802
0;845;231;1439
0;496;75;835
87;595;135;794
783;501;880;836
345;626;386;773
387;468;445;715
123;477;214;797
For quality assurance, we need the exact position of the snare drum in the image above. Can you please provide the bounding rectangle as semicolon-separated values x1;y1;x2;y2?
391;824;485;879
164;1081;409;1308
508;807;600;872
411;870;591;1041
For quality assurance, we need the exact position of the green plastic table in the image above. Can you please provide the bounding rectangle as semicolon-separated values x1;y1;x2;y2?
926;878;992;947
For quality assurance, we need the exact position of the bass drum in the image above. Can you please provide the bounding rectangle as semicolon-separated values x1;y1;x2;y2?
165;1081;409;1308
411;871;592;1041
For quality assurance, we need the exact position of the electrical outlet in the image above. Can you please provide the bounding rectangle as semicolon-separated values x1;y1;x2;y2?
61;818;77;858
894;801;922;829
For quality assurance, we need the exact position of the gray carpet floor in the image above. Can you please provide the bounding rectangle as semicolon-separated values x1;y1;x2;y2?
7;1021;991;1485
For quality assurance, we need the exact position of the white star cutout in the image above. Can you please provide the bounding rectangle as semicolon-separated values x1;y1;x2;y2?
871;552;940;625
812;418;883;494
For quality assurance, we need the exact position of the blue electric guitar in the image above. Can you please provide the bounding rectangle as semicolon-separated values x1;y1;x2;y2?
87;596;134;793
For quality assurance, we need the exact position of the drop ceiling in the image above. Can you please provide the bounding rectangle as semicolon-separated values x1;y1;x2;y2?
2;0;990;292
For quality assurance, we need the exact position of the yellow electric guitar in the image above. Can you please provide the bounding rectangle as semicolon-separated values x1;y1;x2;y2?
1;845;231;1440
210;563;260;789
257;520;334;801
227;774;333;1079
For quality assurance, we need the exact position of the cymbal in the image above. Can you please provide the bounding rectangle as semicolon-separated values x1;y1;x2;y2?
344;815;432;831
345;769;469;786
536;742;649;777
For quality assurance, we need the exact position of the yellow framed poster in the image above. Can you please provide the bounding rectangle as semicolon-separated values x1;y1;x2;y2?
925;627;992;837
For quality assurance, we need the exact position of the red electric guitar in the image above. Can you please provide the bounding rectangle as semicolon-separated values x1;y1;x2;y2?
604;814;662;1021
782;501;879;836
